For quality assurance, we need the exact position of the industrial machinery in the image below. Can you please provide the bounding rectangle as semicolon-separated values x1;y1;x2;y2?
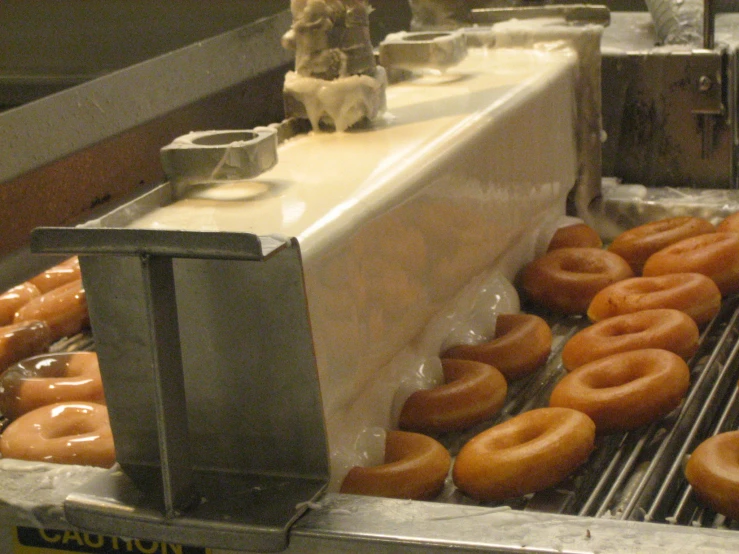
2;2;739;553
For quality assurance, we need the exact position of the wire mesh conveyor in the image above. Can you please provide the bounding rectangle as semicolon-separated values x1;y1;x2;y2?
431;296;739;532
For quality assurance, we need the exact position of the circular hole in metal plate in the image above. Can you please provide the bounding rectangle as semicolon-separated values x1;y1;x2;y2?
191;131;258;146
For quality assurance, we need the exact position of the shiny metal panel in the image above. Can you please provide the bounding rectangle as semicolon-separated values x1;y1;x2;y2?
601;12;739;188
0;11;293;187
32;224;328;551
282;494;739;554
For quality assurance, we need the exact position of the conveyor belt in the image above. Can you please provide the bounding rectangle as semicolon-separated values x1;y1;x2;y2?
429;296;739;530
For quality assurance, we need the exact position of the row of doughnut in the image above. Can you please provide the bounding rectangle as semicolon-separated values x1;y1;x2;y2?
524;213;739;521
339;214;739;519
0;258;115;468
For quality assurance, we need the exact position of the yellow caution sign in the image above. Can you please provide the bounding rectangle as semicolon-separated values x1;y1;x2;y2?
13;527;210;554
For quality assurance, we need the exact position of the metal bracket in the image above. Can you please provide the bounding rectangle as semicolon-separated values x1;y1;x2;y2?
686;50;725;117
31;225;329;552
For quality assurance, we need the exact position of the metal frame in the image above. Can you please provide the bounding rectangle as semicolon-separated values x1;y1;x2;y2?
32;218;329;552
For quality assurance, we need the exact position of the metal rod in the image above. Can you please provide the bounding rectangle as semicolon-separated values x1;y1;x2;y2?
32;227;286;260
670;383;739;523
704;0;715;49
140;254;197;517
579;434;629;517
594;428;656;518
618;305;739;519
641;316;739;521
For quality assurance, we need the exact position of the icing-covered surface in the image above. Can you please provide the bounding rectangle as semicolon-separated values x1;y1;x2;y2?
129;44;579;488
130;46;577;258
330;266;521;490
493;18;603;225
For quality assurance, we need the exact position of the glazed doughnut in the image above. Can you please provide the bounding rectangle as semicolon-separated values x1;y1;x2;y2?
549;349;690;434
521;247;633;315
547;223;603;252
452;407;595;501
0;321;53;373
0;283;41;326
398;359;507;434
27;257;81;294
561;309;699;371
0;352;104;420
587;273;721;327
340;430;451;500
716;211;739;235
14;279;89;342
685;431;739;520
607;216;715;274
642;232;739;296
444;314;552;380
0;401;114;467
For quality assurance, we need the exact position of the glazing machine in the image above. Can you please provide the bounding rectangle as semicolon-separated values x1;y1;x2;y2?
3;2;739;553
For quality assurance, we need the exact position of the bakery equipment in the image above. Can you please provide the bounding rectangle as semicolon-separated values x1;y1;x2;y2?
598;10;738;189
4;3;739;554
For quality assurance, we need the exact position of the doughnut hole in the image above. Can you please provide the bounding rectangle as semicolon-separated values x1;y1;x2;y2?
0;402;115;467
0;352;104;420
41;412;99;440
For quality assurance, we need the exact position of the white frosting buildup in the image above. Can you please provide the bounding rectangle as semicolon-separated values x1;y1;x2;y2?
284;68;388;132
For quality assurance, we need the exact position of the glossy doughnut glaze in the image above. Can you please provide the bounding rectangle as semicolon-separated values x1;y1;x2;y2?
0;352;105;420
0;401;115;468
642;232;739;296
399;359;507;434
27;257;81;294
14;279;89;341
444;313;552;380
587;273;721;327
685;431;739;520
452;407;595;501
0;283;41;326
340;430;451;500
549;349;690;434
561;309;699;371
547;223;603;252
607;216;715;274
521;247;633;315
0;321;53;373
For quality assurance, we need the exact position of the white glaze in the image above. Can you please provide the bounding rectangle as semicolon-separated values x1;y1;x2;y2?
128;45;580;489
